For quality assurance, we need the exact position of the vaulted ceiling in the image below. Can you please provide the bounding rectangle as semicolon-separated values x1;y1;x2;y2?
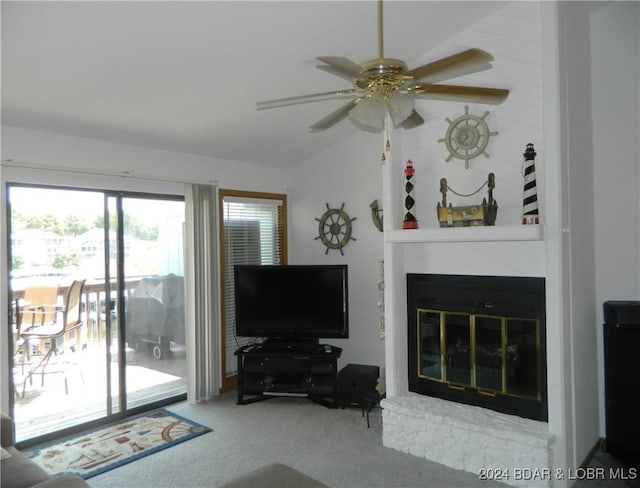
1;1;504;169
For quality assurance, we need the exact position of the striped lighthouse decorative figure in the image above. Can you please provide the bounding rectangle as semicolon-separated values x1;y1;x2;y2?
522;143;539;225
402;160;418;229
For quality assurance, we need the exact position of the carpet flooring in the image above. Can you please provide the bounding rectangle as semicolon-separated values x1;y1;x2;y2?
87;392;509;488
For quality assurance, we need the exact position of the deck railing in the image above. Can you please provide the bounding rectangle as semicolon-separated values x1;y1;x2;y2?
12;277;145;348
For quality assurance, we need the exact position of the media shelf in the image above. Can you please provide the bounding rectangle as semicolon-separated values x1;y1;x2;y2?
235;343;342;408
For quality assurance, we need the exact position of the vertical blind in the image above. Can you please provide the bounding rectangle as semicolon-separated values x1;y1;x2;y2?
184;183;219;401
222;195;285;378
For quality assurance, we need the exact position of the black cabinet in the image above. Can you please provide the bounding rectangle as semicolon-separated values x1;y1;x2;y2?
235;344;342;408
603;301;640;468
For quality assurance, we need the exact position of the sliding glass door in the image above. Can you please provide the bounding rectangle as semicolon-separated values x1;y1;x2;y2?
119;195;186;410
7;185;187;444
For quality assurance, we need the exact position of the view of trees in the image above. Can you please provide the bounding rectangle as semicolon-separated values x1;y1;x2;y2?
9;188;185;285
11;210;159;272
11;210;158;240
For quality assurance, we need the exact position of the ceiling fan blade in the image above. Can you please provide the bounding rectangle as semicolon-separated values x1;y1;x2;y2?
316;56;363;80
396;109;425;130
405;48;494;84
257;89;358;110
408;84;509;105
310;99;359;132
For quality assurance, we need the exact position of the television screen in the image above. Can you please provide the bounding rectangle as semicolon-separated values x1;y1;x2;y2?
234;265;348;340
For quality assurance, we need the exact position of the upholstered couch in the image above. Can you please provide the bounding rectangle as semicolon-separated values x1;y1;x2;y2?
219;463;329;488
1;414;89;488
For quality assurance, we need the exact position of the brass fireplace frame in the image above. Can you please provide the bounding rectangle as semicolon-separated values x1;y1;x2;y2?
407;273;547;421
416;308;543;403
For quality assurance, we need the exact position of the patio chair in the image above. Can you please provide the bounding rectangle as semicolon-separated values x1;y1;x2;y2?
13;285;60;368
20;280;86;397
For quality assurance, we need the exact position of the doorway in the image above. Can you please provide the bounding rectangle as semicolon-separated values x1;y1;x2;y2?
7;185;187;444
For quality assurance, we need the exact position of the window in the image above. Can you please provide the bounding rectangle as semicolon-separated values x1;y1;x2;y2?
218;190;287;391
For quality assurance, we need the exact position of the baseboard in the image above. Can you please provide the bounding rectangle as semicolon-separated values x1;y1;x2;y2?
579;437;605;468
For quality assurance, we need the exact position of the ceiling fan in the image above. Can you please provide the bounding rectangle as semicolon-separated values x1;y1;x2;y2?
256;0;509;132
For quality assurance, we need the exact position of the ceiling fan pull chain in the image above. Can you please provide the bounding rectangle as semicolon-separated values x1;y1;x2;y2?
380;117;385;161
385;112;391;151
380;112;392;162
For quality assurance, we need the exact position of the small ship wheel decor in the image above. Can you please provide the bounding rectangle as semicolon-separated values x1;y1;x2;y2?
314;202;356;255
438;105;498;169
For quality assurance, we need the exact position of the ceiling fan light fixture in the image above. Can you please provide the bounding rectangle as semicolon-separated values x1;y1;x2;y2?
256;0;509;133
388;92;415;126
350;92;386;130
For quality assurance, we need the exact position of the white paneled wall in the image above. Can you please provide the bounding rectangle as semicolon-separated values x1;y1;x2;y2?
395;1;544;230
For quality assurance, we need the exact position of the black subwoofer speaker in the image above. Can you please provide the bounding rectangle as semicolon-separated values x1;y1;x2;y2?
338;363;380;408
603;301;640;468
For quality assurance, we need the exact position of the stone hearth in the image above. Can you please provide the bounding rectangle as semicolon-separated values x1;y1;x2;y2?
382;394;554;488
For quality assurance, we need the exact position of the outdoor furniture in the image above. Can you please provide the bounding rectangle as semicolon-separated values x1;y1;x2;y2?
125;274;185;359
19;280;86;397
13;286;60;370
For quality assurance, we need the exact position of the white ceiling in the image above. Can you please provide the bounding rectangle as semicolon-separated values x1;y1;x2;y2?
1;1;504;169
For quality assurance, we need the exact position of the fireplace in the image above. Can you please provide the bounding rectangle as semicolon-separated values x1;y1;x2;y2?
407;273;547;421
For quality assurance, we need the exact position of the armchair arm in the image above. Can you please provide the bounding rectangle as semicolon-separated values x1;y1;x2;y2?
1;413;15;447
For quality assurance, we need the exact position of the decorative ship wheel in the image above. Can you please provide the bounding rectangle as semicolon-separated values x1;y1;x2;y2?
439;105;498;168
315;203;356;255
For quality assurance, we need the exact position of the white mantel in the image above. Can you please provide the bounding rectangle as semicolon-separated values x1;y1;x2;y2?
384;224;542;244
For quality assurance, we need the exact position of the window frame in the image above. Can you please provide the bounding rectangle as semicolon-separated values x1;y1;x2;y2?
217;189;287;392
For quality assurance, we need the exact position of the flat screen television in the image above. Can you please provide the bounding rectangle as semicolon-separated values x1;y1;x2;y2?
234;264;348;342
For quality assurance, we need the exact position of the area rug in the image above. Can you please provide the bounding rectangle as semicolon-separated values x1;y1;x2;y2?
24;408;212;480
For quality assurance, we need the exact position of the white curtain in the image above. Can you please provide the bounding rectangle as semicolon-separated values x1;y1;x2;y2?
184;183;219;401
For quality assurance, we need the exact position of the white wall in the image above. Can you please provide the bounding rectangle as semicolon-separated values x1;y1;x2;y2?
1;125;289;193
556;1;600;468
287;131;386;376
394;1;545;230
590;2;640;435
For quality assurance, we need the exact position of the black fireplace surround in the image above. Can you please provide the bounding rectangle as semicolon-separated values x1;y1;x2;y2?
408;273;547;422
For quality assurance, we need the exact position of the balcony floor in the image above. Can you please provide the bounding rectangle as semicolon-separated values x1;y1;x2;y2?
11;339;187;443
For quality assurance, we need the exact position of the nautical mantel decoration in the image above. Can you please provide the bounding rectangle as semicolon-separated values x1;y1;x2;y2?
438;105;498;169
314;203;356;255
370;200;383;232
437;173;498;227
521;143;540;225
402;160;418;229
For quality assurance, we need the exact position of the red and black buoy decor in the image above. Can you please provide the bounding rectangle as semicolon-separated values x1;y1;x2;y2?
402;160;418;229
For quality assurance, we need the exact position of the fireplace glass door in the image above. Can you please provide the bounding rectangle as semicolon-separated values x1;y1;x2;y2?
417;309;541;402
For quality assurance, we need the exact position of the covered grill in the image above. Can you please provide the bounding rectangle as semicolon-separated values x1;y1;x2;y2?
126;274;185;359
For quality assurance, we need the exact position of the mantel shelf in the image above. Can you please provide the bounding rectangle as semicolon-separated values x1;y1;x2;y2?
384;224;543;244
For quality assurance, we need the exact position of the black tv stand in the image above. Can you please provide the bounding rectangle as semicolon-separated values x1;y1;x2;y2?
235;343;342;408
260;338;319;353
